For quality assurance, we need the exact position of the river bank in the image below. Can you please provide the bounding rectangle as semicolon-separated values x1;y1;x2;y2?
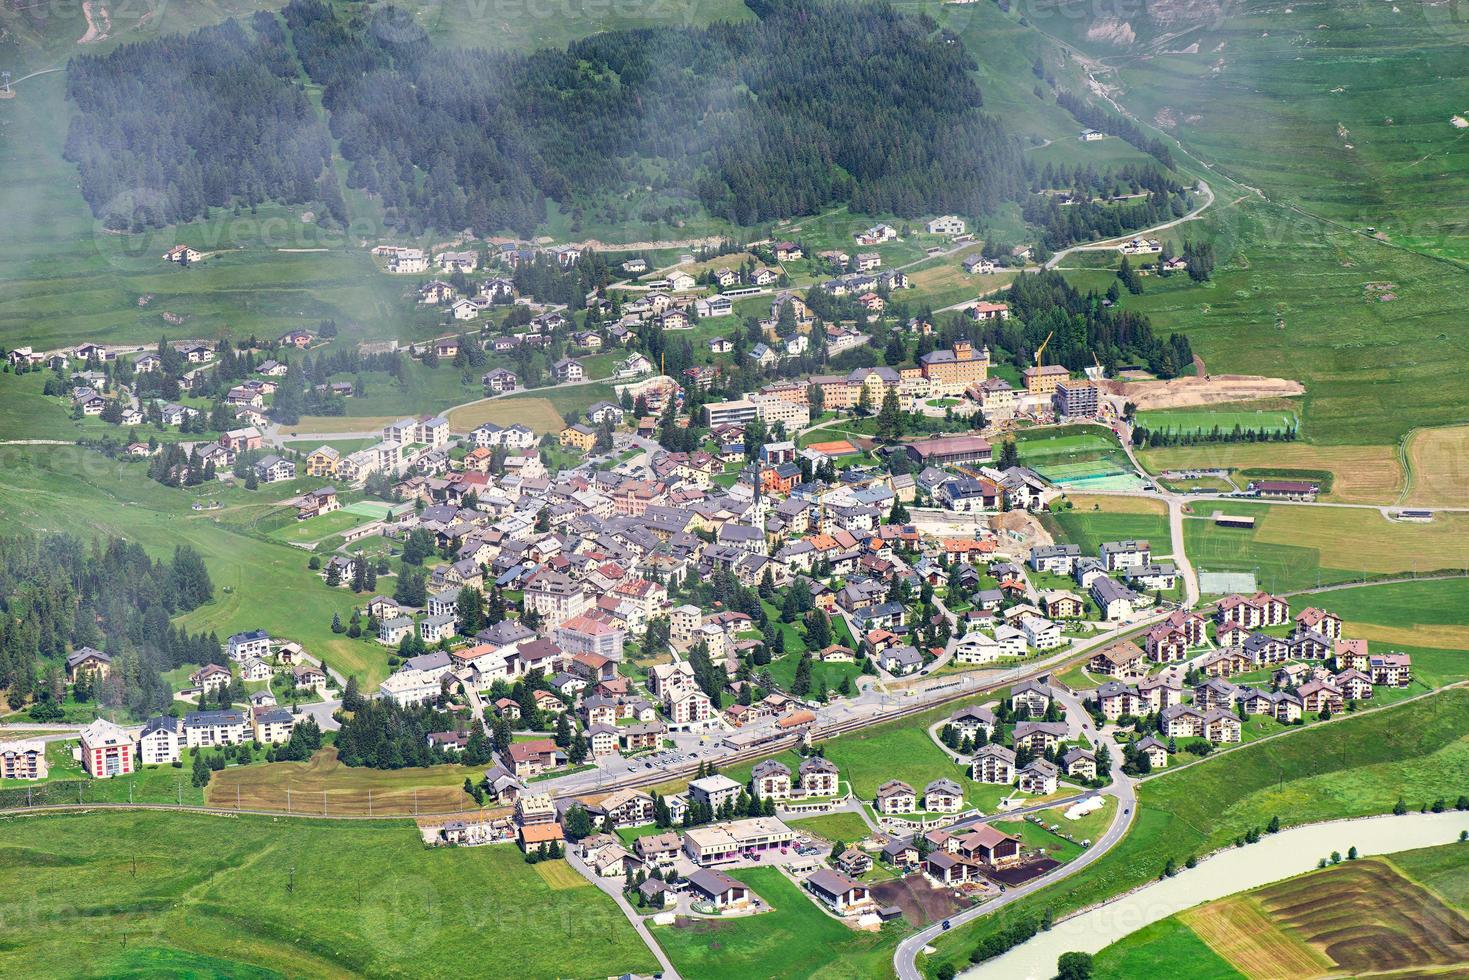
960;809;1469;979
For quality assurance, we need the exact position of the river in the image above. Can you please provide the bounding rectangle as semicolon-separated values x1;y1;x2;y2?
960;810;1469;980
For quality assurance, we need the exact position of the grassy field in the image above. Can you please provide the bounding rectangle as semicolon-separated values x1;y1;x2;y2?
1137;441;1404;505
1136;408;1297;436
1032;0;1469;265
0;810;654;978
1093;917;1244;980
1183;501;1469;593
444;395;567;434
0;445;390;687
652;866;899;980
921;687;1469;977
1390;841;1469;913
1045;496;1172;556
786;811;875;846
1309;577;1469;651
1401;424;1469;508
1096;841;1469;980
205;747;482;816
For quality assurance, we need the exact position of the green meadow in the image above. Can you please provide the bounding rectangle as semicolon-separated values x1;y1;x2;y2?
0;810;655;978
653;865;898;980
1136;408;1297;436
0;444;392;687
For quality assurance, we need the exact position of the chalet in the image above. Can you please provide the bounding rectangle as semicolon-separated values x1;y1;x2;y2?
970;743;1016;784
1369;653;1412;687
804;869;872;915
1017;758;1059;794
875;779;917;815
65;647;112;683
1089;640;1147;679
686;869;751;910
923;778;964;813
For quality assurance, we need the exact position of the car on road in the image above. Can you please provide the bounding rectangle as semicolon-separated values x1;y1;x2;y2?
942;919;951;930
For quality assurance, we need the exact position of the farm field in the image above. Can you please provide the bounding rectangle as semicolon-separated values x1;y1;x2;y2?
1390;841;1469;913
0;810;654;978
1183;502;1469;593
1045;495;1172;556
0;446;390;687
1179;895;1333;979
921;687;1469;977
205;747;483;816
652;866;898;980
1308;577;1469;652
1116;847;1469;980
444;395;567;435
1137;441;1403;504
1401;424;1469;508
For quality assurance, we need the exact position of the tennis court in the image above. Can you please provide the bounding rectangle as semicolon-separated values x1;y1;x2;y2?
1199;570;1257;594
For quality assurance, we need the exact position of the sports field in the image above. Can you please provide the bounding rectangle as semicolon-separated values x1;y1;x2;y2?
268;509;373;545
205;748;481;816
1137;409;1297;436
1014;427;1141;489
0;810;654;978
1401;424;1469;508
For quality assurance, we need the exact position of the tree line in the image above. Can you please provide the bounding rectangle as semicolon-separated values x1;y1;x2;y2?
0;534;219;718
1133;423;1298;448
1056;89;1174;168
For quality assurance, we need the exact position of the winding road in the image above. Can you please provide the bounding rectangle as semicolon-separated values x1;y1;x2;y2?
893;686;1136;980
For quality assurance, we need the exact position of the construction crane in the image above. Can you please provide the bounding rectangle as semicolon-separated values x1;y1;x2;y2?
1033;331;1054;367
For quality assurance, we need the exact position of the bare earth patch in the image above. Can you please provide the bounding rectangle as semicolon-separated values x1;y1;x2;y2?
1113;373;1305;410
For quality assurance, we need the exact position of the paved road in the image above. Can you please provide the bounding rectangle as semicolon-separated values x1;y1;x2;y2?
893;688;1137;980
933;181;1216;315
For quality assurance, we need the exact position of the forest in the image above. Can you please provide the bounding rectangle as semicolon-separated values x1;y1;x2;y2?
0;534;221;718
63;19;345;230
64;0;1026;235
994;271;1194;378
